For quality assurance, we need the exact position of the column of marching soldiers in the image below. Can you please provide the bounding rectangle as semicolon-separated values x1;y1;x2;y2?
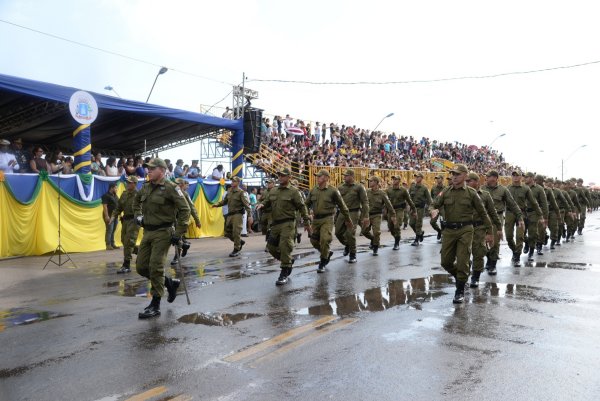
110;158;598;318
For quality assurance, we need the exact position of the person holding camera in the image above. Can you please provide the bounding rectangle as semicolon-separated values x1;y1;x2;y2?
110;176;140;273
133;158;190;319
212;176;252;257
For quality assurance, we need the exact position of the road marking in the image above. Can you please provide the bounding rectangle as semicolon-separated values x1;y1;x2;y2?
224;315;337;362
251;318;357;366
123;386;167;401
167;395;193;401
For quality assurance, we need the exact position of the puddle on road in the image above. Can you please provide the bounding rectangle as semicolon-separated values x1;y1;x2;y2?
0;308;70;332
526;261;598;271
178;312;262;326
471;282;576;304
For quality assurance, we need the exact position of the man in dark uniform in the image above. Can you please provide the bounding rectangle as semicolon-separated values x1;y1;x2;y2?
335;169;369;263
110;175;140;273
574;178;592;235
565;180;581;241
260;179;275;236
306;169;353;272
212;176;252;257
544;178;567;249
430;174;445;240
524;172;548;260
362;176;396;255
409;172;432;246
133;158;190;319
430;164;493;304
386;176;416;250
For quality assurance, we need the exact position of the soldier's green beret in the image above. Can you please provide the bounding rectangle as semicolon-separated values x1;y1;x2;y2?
511;170;522;176
467;172;480;181
231;176;241;183
449;164;468;174
414;172;424;177
126;175;139;183
277;168;291;176
144;158;167;169
524;172;535;178
368;176;381;183
546;177;554;183
486;170;499;177
315;169;330;177
343;169;355;176
535;174;545;181
434;174;443;179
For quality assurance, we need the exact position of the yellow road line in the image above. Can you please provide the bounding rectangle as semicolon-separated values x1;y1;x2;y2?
168;395;193;401
224;315;337;362
124;386;167;401
251;318;357;366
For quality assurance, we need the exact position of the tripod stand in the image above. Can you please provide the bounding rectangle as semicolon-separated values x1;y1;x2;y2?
43;168;77;269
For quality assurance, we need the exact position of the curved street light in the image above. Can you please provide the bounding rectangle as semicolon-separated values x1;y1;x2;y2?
104;85;121;98
372;112;394;132
146;67;168;103
489;133;506;147
562;144;586;181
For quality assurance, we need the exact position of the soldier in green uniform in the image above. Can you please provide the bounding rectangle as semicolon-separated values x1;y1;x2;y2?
170;178;201;265
481;169;523;275
386;176;416;250
565;180;581;241
430;174;445;241
558;181;576;243
110;175;140;274
133;158;190;319
575;178;592;235
257;168;311;285
536;175;558;252
409;172;432;246
361;176;396;255
430;164;493;304
291;179;305;244
466;172;501;288
402;181;410;229
335;169;370;263
212;176;252;257
260;179;275;236
306;169;353;272
545;178;568;249
524;172;548;260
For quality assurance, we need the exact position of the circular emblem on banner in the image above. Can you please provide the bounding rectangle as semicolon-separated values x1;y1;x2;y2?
69;91;98;124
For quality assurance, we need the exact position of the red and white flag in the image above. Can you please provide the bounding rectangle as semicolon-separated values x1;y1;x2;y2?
285;127;304;136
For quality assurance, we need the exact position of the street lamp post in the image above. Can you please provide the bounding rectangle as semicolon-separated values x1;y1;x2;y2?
104;85;121;98
561;144;587;181
372;112;394;132
146;67;168;103
489;133;506;147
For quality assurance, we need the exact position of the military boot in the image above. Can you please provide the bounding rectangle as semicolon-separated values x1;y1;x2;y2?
327;251;333;264
139;296;161;319
453;281;466;304
523;243;529;254
544;234;549;246
343;245;350;256
578;228;583;235
528;249;534;261
411;238;419;246
550;239;556;250
393;237;400;250
556;238;561;246
296;233;302;243
372;246;379;256
418;232;424;242
165;276;180;303
470;271;481;288
436;229;442;241
348;253;357;264
276;267;292;286
229;249;241;257
536;243;544;255
317;259;326;273
117;260;131;274
240;240;246;250
488;260;497;275
512;253;521;267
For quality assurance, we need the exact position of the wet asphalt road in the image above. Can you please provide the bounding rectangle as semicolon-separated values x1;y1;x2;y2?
1;214;600;401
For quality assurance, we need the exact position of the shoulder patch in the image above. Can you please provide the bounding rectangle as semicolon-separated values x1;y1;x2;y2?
176;187;184;197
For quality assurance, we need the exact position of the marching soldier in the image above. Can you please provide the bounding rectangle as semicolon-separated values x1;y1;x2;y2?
133;158;190;319
466;172;501;288
574;178;592;235
212;176;252;257
401;181;410;229
481;169;523;275
557;181;577;243
306;169;353;272
260;179;275;236
335;169;369;263
537;175;558;252
430;174;445;240
545;178;568;249
170;178;201;265
386;176;416;250
524;173;548;260
291;179;305;244
506;171;541;266
110;175;140;274
430;164;493;304
361;176;396;255
257;168;311;285
409;172;432;246
565;180;581;241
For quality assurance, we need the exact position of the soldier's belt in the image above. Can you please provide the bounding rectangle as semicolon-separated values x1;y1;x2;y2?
472;220;484;227
144;222;173;231
271;217;296;226
227;210;245;216
348;208;361;212
415;204;425;208
526;208;535;213
443;222;473;230
314;213;334;219
393;203;406;209
369;212;382;216
122;215;134;220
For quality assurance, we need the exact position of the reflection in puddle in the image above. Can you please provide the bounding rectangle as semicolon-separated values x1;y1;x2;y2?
297;274;452;316
530;261;596;271
178;312;262;326
471;282;576;304
0;308;69;331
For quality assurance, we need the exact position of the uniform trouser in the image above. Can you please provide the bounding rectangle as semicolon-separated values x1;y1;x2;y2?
430;213;442;232
486;214;504;262
472;226;487;273
105;220;118;246
121;219;140;263
387;208;404;239
362;215;382;246
409;208;425;236
505;211;525;254
578;207;587;230
441;226;474;282
403;209;409;226
335;211;361;252
558;210;566;239
260;212;271;235
310;217;334;259
136;228;171;297
224;213;244;251
527;216;541;248
267;221;296;268
548;210;560;241
566;210;577;234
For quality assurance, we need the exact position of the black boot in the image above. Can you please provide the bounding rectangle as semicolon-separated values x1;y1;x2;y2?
512;253;521;267
578;228;583;235
544;234;549;246
556;238;561;247
470;271;481;288
117;260;131;274
523;243;530;254
453;281;466;304
276;267;292;286
488;260;497;275
436;229;442;241
393;237;400;250
317;259;326;273
411;238;419;246
536;243;544;255
133;246;139;255
528;249;534;261
418;233;424;242
369;239;373;250
229;249;241;257
343;245;349;256
349;253;357;264
165;276;180;303
139;296;161;319
372;245;379;256
327;251;333;264
550;239;556;249
170;255;178;266
296;233;302;243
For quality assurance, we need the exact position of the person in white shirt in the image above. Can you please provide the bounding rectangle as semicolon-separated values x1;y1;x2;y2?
0;139;19;173
211;165;224;180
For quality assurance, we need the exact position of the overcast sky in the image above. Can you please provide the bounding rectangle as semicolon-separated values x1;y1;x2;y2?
1;0;598;183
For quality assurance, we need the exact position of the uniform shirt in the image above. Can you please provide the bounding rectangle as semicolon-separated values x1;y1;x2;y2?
215;187;251;216
432;183;492;234
338;182;369;218
367;189;396;217
112;189;137;219
508;184;542;219
430;184;445;201
544;187;560;213
306;185;351;220
553;188;572;212
386;186;416;211
561;189;576;211
574;186;591;208
260;187;273;213
567;189;581;212
133;178;190;235
481;184;522;219
409;183;432;208
261;184;310;224
528;183;549;220
475;189;502;231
